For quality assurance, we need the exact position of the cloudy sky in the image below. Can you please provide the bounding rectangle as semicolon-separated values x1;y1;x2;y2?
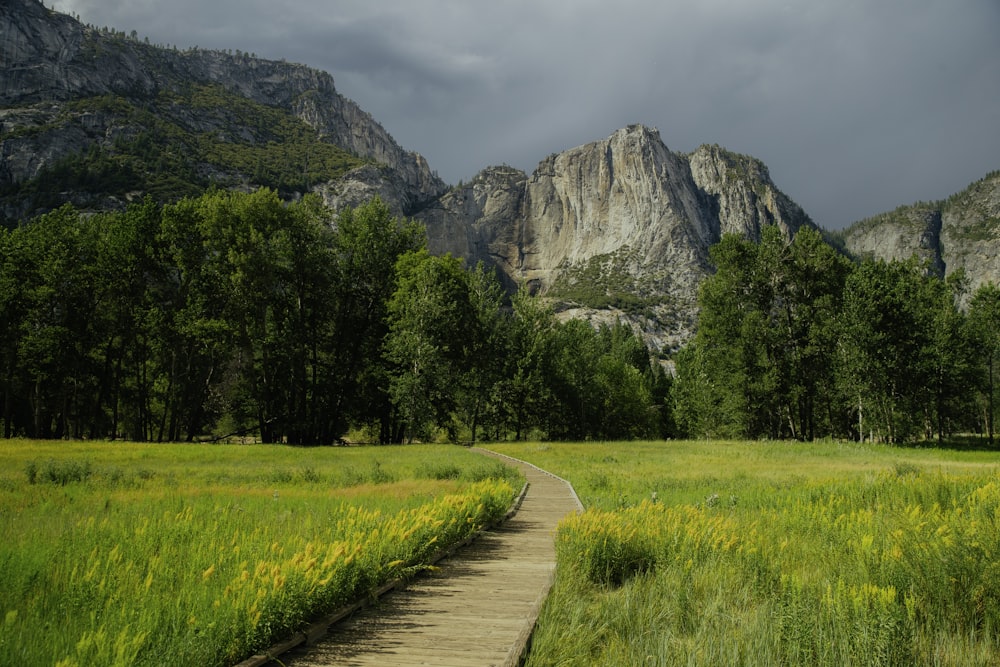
52;0;1000;229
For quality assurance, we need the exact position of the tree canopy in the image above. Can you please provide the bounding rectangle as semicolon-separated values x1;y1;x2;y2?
675;228;997;444
0;191;672;443
6;196;1000;446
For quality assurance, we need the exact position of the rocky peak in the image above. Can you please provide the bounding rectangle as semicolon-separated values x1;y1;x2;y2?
519;125;711;280
2;0;152;104
688;143;809;241
417;125;815;349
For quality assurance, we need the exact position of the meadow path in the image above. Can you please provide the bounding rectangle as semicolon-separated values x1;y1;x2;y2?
273;448;583;667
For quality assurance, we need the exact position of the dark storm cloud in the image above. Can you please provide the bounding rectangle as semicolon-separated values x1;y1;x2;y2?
53;0;1000;229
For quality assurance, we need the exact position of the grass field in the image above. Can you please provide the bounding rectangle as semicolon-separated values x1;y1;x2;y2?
0;440;520;666
488;440;1000;666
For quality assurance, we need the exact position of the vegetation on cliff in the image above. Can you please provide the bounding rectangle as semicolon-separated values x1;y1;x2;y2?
1;85;365;224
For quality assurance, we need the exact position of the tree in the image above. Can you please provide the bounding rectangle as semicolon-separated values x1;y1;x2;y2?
920;271;976;443
673;230;776;438
837;258;937;443
496;288;557;441
158;192;239;441
88;198;165;441
453;263;506;444
1;192;435;444
544;319;656;441
328;198;425;443
593;321;656;439
968;283;1000;445
645;361;677;439
0;223;28;437
384;250;476;442
545;319;604;440
776;228;852;439
673;336;746;439
674;226;851;440
275;195;339;444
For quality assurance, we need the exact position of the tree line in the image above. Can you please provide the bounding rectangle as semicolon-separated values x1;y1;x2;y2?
0;190;670;443
675;225;1000;445
6;191;999;446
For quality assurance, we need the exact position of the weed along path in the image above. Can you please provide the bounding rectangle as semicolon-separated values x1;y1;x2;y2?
268;449;583;667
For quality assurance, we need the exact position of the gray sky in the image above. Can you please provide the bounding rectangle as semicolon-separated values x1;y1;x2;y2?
52;0;1000;230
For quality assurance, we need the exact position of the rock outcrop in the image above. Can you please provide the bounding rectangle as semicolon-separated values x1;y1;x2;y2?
841;172;1000;298
0;0;446;214
416;125;816;349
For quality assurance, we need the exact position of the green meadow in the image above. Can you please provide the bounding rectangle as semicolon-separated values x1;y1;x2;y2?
488;440;1000;666
0;440;520;666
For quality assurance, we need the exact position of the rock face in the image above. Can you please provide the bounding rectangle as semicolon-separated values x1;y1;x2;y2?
0;0;446;214
841;172;1000;298
416;126;815;349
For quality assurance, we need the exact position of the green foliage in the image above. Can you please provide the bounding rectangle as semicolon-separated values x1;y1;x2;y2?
676;227;852;440
675;226;991;445
385;250;477;442
543;320;658;440
1;86;366;217
0;194;419;443
179;85;366;193
379;251;669;443
968;283;1000;444
838;258;977;443
327;198;426;443
1;192;670;444
453;263;509;443
24;458;93;485
547;247;672;318
494;441;1000;667
0;440;519;667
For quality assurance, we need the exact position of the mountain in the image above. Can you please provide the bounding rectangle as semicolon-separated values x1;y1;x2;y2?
416;126;815;350
839;171;1000;297
1;0;446;221
26;0;986;352
1;0;819;352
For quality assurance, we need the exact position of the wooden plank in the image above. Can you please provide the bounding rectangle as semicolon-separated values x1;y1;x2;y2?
271;449;582;667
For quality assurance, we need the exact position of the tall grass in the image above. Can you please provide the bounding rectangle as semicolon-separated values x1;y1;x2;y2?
0;440;520;666
489;440;1000;666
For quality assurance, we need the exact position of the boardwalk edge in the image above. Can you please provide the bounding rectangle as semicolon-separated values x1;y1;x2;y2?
234;472;532;667
476;448;584;666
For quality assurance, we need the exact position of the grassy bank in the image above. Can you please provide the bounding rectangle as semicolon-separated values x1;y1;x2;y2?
488;440;1000;666
0;440;520;666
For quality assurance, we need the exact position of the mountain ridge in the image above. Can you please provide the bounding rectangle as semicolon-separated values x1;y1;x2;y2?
4;0;999;350
1;0;445;219
839;170;1000;298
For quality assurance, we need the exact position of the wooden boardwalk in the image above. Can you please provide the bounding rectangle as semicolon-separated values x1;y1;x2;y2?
275;449;583;667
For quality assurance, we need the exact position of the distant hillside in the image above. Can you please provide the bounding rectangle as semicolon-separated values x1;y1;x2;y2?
0;0;445;224
839;170;1000;296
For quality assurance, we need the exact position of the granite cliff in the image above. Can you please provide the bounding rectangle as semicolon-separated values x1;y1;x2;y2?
840;171;1000;298
416;126;814;349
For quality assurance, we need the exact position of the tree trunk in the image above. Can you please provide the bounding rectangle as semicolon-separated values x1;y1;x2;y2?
990;353;995;446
